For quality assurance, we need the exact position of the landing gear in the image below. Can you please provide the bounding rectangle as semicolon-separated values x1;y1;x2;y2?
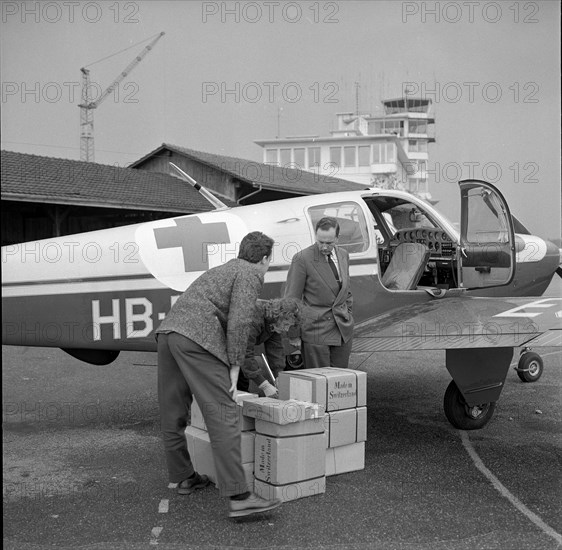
515;351;544;383
443;380;496;430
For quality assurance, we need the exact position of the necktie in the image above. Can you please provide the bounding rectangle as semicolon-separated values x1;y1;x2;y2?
327;253;341;288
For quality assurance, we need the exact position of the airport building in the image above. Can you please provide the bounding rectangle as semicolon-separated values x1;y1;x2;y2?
255;97;436;202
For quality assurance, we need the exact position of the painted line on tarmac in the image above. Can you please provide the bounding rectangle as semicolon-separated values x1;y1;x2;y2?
460;430;562;545
150;499;169;545
150;526;163;545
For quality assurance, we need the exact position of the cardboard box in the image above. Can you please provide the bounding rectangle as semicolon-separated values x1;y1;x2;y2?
325;442;365;476
185;427;255;491
243;397;323;425
278;368;367;412
185;426;215;482
256;416;325;438
325;407;367;448
254;432;326;485
190;397;207;431
254;476;325;503
191;392;258;432
182;434;254;491
185;425;255;466
242;462;255;493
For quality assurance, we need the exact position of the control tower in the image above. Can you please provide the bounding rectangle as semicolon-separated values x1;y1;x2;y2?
255;96;436;203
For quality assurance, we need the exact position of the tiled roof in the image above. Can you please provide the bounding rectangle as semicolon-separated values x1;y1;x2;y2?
1;150;234;212
130;143;367;195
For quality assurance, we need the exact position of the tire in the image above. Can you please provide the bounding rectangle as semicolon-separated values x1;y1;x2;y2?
516;352;543;383
443;380;496;430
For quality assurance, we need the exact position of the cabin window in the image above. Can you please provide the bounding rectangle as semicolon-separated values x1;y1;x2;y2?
307;201;369;254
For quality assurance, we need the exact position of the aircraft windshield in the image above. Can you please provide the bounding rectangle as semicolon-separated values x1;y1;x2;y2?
372;199;439;239
384;204;436;232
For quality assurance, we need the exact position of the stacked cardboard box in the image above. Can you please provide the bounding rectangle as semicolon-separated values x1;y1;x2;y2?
278;368;367;476
185;392;259;492
243;397;327;502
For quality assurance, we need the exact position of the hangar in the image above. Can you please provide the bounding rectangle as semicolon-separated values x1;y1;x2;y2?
129;143;365;204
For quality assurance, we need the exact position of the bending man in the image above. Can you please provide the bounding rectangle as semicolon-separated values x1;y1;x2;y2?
156;231;282;518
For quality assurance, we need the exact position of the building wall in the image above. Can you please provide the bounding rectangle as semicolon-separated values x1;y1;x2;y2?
133;153;245;202
1;200;184;246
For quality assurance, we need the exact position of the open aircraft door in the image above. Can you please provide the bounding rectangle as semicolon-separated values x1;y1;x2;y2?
458;179;516;290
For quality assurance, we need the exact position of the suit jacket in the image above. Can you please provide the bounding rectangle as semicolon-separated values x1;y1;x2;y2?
284;245;353;346
156;258;264;367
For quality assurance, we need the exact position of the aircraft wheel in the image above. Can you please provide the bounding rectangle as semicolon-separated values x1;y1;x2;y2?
516;352;543;383
443;380;496;430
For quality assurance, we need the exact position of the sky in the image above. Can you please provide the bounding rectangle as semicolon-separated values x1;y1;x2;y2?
1;0;560;240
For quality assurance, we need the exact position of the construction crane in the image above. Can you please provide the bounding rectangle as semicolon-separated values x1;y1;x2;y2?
79;31;165;162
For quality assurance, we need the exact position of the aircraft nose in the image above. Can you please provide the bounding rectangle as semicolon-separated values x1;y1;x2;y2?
541;238;561;280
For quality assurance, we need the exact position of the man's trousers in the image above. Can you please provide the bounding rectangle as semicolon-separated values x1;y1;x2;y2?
157;332;248;497
302;337;352;369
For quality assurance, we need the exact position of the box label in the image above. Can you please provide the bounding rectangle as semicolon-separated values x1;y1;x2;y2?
279;368;367;411
256;436;273;483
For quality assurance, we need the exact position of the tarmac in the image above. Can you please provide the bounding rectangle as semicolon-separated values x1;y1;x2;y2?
3;280;561;550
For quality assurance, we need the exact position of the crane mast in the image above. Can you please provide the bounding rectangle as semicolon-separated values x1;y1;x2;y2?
79;31;165;162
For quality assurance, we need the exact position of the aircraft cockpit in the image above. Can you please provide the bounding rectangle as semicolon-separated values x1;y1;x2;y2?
301;181;515;293
363;196;459;290
303;194;460;291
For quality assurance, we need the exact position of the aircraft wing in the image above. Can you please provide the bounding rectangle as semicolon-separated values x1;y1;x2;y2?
353;295;562;353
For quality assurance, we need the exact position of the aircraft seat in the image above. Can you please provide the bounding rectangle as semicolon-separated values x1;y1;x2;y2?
381;242;430;290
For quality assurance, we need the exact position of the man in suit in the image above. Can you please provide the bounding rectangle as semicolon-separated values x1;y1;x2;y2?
156;231;282;519
284;217;354;369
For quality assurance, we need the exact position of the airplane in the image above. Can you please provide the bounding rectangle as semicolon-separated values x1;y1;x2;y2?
2;164;561;430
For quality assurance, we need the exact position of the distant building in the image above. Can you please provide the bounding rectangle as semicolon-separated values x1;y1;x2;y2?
255;97;436;202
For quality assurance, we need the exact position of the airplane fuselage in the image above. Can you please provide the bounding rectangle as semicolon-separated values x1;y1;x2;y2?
2;188;559;355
